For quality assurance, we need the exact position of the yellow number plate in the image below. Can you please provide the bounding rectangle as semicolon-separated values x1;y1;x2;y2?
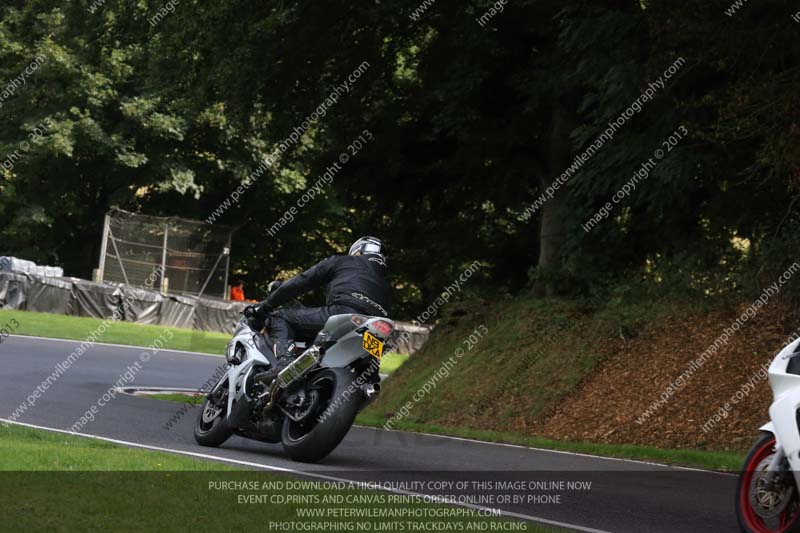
362;331;384;360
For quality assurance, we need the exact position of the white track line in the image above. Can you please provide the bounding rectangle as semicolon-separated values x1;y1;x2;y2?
9;334;734;476
356;425;737;477
0;418;610;533
7;333;223;358
121;383;734;476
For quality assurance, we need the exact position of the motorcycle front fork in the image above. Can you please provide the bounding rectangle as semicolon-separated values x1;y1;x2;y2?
764;445;788;491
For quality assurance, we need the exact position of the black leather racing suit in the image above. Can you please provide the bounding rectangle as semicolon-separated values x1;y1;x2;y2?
264;255;392;358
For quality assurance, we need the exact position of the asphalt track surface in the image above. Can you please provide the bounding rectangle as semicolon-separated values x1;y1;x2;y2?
0;334;741;532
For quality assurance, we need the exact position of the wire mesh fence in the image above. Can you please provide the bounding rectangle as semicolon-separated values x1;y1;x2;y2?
98;208;233;298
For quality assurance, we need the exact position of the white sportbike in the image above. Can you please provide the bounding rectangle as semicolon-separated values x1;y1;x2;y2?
194;306;393;463
737;337;800;531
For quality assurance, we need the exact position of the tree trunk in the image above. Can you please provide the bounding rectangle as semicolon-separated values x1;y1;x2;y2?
534;97;573;297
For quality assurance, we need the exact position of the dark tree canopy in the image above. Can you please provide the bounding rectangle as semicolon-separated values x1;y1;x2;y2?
1;0;799;315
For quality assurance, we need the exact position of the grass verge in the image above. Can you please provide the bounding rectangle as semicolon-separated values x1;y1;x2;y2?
0;309;228;355
0;309;408;374
0;423;551;531
361;298;627;434
355;414;745;472
147;392;203;405
0;422;238;471
379;352;409;374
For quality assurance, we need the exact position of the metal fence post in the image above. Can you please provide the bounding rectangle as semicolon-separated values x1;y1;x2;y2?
222;233;232;299
197;248;227;299
107;227;130;286
160;224;169;294
97;214;111;282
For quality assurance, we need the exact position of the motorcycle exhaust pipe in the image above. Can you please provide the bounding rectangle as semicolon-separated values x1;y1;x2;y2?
264;346;322;410
356;383;381;414
364;383;381;400
230;349;324;430
276;346;321;388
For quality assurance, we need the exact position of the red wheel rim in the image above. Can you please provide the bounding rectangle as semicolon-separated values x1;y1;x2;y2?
740;437;800;532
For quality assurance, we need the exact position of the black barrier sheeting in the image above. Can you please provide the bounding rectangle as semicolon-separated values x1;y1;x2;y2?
120;286;163;325
0;272;432;347
69;280;121;319
0;272;30;310
194;297;246;333
26;275;74;314
159;294;197;329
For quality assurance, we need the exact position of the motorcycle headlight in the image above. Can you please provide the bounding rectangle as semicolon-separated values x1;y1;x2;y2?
227;343;245;365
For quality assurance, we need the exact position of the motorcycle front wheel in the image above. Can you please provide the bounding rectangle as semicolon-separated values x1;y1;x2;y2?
281;367;361;463
194;379;232;447
736;432;800;532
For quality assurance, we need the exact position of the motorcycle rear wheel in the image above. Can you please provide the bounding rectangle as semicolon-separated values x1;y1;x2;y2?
281;367;361;463
737;432;800;532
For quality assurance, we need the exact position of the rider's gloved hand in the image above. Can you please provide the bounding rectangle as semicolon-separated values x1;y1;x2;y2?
244;303;271;320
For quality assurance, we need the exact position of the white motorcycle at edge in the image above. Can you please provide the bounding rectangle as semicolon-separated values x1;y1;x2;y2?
737;337;800;532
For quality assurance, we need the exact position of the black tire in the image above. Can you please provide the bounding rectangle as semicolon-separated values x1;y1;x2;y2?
736;432;800;532
281;367;362;463
194;385;233;448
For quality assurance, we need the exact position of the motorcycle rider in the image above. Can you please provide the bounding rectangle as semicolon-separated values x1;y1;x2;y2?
245;236;392;365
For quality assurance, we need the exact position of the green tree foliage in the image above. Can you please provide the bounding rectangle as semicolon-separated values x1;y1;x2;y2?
1;0;798;316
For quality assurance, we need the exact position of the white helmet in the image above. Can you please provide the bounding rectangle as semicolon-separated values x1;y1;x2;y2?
349;236;386;264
